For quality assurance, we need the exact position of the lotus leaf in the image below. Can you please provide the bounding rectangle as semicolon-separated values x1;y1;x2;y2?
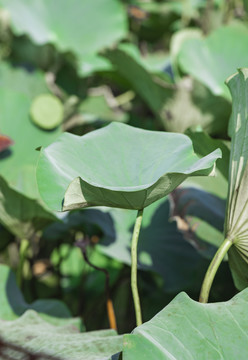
36;122;221;212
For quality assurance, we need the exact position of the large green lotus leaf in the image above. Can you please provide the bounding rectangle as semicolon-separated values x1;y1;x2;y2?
1;0;127;57
36;122;221;212
65;197;211;293
0;310;122;360
178;24;248;99
123;288;248;360
224;68;248;290
0;88;61;199
0;176;56;239
0;264;82;329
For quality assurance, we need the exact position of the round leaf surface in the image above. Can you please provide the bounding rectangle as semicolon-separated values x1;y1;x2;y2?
37;123;221;211
30;94;63;130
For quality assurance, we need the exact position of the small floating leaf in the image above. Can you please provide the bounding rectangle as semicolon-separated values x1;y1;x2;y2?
30;94;63;130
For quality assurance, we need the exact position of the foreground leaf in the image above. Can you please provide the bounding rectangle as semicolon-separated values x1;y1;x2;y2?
0;310;122;360
0;264;81;328
37;122;221;212
123;288;248;359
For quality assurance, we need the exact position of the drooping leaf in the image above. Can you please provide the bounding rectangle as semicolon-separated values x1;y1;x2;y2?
36;122;221;212
123;288;248;359
1;0;127;57
0;264;82;329
178;24;248;99
224;68;248;290
104;48;172;122
0;310;122;360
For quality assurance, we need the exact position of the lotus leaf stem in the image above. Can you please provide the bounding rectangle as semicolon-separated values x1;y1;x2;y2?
131;209;143;327
17;238;29;288
199;238;232;303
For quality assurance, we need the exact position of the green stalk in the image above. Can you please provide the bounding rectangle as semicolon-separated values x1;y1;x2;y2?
199;238;232;303
131;209;143;327
17;238;29;288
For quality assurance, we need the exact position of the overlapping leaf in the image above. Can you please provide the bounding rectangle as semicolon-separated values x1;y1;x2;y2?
0;66;61;237
1;0;127;57
0;310;122;360
224;68;248;289
36;122;221;212
123;288;248;359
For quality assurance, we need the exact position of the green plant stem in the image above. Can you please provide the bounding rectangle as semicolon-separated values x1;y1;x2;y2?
199;238;232;303
17;238;29;288
131;209;143;327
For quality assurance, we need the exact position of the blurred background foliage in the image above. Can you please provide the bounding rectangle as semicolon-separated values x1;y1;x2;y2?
0;0;245;334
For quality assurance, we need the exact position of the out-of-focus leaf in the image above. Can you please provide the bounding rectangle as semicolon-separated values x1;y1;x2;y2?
0;62;48;99
77;94;127;125
170;27;202;80
77;54;112;77
1;0;128;57
0;67;61;237
0;310;122;360
184;130;230;199
0;264;82;329
69;198;211;292
162;77;231;136
36;122;221;212
123;288;248;360
224;68;248;290
0;88;61;199
104;48;172;121
105;47;231;136
30;94;63;130
187;130;230;180
0;176;56;239
178;24;248;99
170;187;225;254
